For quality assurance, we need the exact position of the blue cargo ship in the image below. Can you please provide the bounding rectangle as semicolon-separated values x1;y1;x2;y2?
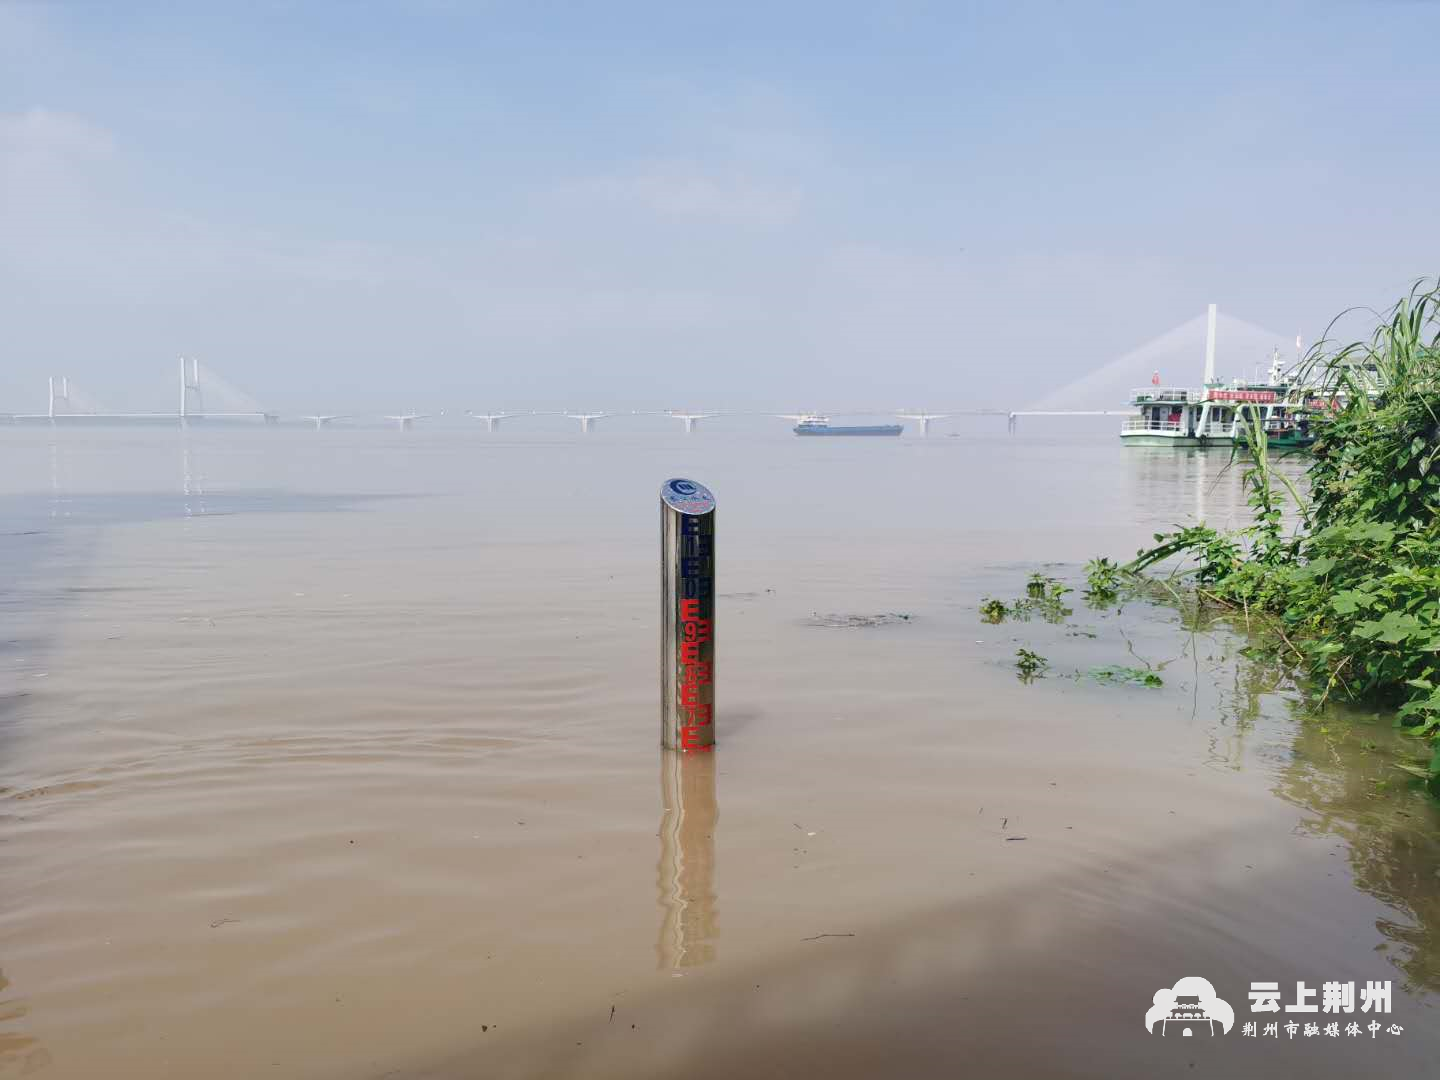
793;414;903;437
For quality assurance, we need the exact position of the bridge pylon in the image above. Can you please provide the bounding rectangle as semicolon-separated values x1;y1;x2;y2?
179;357;203;421
48;376;72;420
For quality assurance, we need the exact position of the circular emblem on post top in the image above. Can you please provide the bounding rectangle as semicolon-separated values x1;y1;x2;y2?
661;478;715;515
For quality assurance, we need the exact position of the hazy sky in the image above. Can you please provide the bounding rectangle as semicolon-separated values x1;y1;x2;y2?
3;1;1437;414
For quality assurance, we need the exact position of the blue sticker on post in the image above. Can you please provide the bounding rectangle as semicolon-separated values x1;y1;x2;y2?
661;478;716;516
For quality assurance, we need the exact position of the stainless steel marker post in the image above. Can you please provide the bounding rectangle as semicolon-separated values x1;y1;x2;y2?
661;478;716;752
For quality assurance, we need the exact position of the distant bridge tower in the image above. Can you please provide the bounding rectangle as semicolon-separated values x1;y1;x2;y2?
896;411;950;436
667;411;718;433
179;356;203;420
564;411;607;434
301;415;347;430
471;411;515;432
48;376;72;420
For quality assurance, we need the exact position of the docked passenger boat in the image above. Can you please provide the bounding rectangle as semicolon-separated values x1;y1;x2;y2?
1121;382;1293;447
1120;305;1303;448
1235;414;1317;450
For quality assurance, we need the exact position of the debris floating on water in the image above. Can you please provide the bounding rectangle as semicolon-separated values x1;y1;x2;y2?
806;612;912;629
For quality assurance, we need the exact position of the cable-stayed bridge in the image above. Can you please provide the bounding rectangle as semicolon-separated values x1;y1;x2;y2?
3;307;1299;434
1023;309;1293;412
7;359;278;425
1004;306;1294;432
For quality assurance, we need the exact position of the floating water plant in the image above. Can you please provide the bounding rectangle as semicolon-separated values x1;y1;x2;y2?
1083;557;1125;603
979;598;1009;623
1015;648;1048;681
1086;665;1164;688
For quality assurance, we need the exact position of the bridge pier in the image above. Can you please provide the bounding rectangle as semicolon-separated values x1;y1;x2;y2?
471;412;514;431
896;412;950;436
565;413;606;433
666;412;717;433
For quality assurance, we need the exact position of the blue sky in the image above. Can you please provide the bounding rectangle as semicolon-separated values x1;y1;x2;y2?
2;1;1437;412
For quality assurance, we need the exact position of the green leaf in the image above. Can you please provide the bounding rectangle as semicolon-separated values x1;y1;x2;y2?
1331;591;1363;614
1351;521;1397;544
1086;665;1164;688
1355;610;1423;644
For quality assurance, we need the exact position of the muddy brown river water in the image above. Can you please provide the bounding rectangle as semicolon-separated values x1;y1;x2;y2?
1;423;1436;1078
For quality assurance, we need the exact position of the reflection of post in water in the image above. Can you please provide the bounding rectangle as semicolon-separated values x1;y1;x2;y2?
49;435;60;520
656;749;719;969
0;968;48;1074
180;432;206;517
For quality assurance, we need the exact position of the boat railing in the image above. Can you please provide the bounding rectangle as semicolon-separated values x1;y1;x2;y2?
1121;417;1186;433
1129;387;1194;404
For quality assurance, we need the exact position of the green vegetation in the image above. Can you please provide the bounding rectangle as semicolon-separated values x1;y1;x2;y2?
1086;665;1164;688
1015;648;1048;681
1123;280;1440;795
984;573;1073;623
979;598;1010;623
1083;557;1123;604
985;573;1145;680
